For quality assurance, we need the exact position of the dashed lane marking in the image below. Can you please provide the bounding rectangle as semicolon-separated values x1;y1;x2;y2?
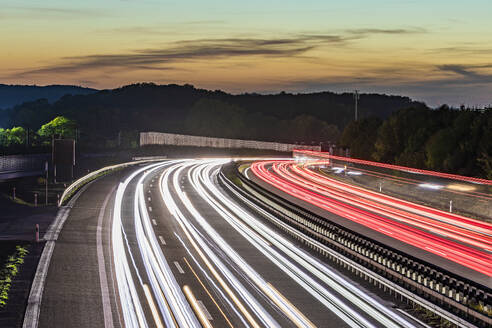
197;300;213;321
174;261;185;274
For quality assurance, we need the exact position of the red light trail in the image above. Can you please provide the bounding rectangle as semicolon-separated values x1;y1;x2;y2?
293;150;492;186
250;160;492;277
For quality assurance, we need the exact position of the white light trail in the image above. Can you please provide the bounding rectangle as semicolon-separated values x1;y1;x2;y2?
194;160;417;328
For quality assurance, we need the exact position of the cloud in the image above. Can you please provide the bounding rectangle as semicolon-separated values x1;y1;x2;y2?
436;64;492;85
12;35;348;76
10;25;427;77
428;47;492;56
346;27;427;37
275;63;492;107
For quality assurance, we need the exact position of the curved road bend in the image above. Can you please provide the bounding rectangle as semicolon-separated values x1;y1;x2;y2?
37;159;422;328
248;161;491;286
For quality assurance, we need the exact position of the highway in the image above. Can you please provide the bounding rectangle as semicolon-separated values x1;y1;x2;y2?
249;160;492;284
38;159;422;328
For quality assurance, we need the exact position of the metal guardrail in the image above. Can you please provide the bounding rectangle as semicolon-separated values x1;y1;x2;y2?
58;158;167;206
219;163;491;328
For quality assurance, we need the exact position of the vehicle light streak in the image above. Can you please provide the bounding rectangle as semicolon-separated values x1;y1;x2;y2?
159;162;265;328
182;161;323;328
112;161;203;328
250;161;492;276
175;233;251;328
319;163;491;200
182;257;236;328
294;163;492;236
294;150;492;185
193;162;415;327
109;158;450;328
135;178;200;328
285;161;492;248
112;162;165;328
143;284;164;328
183;285;213;328
285;163;492;249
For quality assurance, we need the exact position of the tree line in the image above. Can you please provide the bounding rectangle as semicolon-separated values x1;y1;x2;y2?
339;106;491;179
0;83;424;146
1;83;488;178
0;116;75;151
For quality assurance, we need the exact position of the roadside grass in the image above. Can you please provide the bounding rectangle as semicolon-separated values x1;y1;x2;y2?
0;193;35;207
0;243;29;308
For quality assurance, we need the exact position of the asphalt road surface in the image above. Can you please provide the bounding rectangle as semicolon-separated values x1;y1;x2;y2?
37;159;423;328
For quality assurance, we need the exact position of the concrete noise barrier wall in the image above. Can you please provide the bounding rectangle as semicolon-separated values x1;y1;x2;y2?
140;132;321;152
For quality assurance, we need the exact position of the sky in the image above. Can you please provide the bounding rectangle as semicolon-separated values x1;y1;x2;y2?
1;0;491;107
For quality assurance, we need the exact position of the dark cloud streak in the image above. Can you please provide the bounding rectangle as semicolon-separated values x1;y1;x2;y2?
15;29;420;77
427;47;492;56
437;64;492;85
347;27;426;35
12;36;341;76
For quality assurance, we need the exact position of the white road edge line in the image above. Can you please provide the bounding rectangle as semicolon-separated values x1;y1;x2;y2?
22;181;94;328
97;186;117;328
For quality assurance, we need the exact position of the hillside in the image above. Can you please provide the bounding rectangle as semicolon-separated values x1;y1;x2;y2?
0;84;97;110
1;83;427;144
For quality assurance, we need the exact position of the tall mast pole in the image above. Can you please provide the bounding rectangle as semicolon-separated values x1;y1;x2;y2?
354;90;360;121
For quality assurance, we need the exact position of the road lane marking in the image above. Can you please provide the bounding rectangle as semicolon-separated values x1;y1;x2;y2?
159;235;166;245
148;206;152;212
97;186;117;328
183;285;213;328
148;197;151;201
174;261;185;274
159;168;259;328
152;219;157;226
197;300;213;320
183;257;234;328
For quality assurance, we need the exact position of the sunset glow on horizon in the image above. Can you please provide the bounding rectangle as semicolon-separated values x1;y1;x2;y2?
1;0;491;107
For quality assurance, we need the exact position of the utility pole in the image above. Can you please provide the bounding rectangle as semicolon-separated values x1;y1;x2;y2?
353;90;360;121
45;161;48;205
